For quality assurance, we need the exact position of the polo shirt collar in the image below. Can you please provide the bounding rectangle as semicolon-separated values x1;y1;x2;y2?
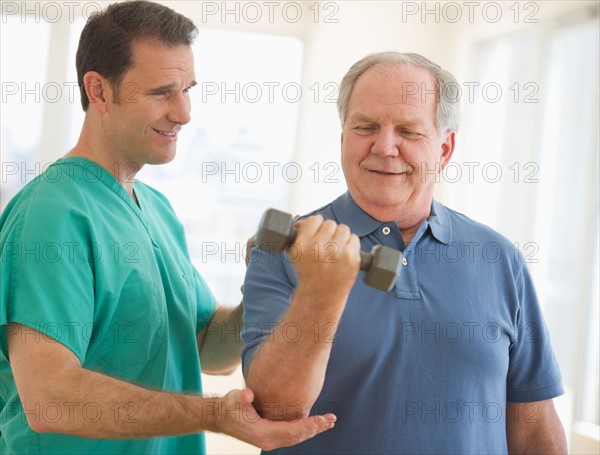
331;192;452;244
428;199;452;244
331;192;382;236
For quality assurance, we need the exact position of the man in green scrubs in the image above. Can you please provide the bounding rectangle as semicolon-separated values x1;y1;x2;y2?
0;1;335;453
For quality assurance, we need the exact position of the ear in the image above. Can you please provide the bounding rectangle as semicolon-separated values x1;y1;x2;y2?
439;131;455;171
83;71;110;113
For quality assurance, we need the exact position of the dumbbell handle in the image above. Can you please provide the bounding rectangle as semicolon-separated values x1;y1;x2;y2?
359;251;373;272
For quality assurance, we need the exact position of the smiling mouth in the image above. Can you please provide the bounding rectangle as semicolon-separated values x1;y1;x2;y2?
371;170;406;175
153;128;177;137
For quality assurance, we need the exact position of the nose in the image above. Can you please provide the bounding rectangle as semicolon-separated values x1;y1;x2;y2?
370;127;399;157
167;92;191;126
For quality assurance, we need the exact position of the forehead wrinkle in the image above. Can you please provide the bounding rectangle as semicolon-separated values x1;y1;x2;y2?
357;64;436;99
159;62;195;72
348;64;437;130
145;64;196;85
370;61;434;83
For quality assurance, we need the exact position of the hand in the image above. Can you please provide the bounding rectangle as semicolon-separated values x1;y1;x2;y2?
244;235;255;268
243;213;299;268
240;236;255;294
213;388;336;451
290;215;361;297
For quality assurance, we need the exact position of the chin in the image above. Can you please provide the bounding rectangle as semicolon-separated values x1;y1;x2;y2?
148;150;177;165
366;190;409;206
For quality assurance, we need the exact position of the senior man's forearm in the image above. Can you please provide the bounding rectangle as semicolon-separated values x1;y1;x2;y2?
245;285;350;420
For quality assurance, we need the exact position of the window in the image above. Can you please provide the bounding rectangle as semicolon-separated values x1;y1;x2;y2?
1;17;50;208
458;10;600;437
138;28;304;305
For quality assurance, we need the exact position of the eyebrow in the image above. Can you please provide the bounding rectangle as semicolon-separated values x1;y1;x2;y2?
348;113;375;124
146;80;197;95
348;113;423;128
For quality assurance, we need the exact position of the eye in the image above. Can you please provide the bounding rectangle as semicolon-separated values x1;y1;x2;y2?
183;85;194;94
399;129;421;139
354;125;376;133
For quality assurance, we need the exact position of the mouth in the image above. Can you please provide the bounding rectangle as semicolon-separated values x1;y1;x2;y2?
153;128;177;137
367;162;416;176
369;169;411;176
371;170;401;175
152;128;180;144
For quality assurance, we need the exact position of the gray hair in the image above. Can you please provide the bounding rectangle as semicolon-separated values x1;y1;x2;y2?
337;52;461;136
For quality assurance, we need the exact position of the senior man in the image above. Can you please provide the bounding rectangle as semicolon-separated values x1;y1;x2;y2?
241;52;567;454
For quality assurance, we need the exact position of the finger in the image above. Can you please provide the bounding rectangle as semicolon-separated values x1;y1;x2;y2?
331;223;351;249
308;413;337;426
281;413;337;444
292;215;324;251
244;235;255;267
305;413;336;437
314;219;339;244
256;415;336;451
348;233;361;251
240;387;254;404
293;214;323;236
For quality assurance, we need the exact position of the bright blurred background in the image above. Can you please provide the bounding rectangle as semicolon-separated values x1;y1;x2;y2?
1;1;598;453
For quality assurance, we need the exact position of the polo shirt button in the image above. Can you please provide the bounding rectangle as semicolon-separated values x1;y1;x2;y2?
382;226;391;235
402;257;408;266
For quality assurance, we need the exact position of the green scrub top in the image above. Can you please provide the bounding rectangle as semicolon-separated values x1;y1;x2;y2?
0;157;217;454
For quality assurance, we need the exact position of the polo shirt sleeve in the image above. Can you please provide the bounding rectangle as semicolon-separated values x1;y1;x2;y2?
240;246;297;376
0;180;94;364
506;259;564;402
193;268;217;332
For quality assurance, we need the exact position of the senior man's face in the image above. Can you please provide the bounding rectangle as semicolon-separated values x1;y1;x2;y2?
104;40;196;167
341;64;454;222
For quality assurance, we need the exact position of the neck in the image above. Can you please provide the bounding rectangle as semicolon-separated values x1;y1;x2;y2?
398;223;423;246
66;115;141;200
354;196;433;246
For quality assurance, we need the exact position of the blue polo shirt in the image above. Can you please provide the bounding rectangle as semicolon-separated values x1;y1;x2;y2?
241;192;563;455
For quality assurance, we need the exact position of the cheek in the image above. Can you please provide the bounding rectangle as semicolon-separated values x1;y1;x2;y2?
342;137;370;162
340;147;357;180
403;143;433;164
341;146;361;174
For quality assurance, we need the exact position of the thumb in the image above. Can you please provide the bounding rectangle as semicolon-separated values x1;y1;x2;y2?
240;387;254;404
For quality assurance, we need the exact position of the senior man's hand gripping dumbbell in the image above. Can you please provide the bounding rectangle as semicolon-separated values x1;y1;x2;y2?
254;208;402;292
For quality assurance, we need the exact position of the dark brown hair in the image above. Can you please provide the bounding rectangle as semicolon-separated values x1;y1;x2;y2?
76;0;198;111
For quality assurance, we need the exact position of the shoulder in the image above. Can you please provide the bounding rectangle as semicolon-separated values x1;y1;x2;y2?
435;201;526;277
296;200;338;221
1;162;94;238
441;203;515;249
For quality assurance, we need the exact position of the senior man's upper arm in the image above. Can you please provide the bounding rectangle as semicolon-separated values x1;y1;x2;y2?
506;399;567;454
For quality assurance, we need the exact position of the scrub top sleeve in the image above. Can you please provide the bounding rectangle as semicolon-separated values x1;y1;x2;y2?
0;184;95;364
193;269;217;332
506;260;564;403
